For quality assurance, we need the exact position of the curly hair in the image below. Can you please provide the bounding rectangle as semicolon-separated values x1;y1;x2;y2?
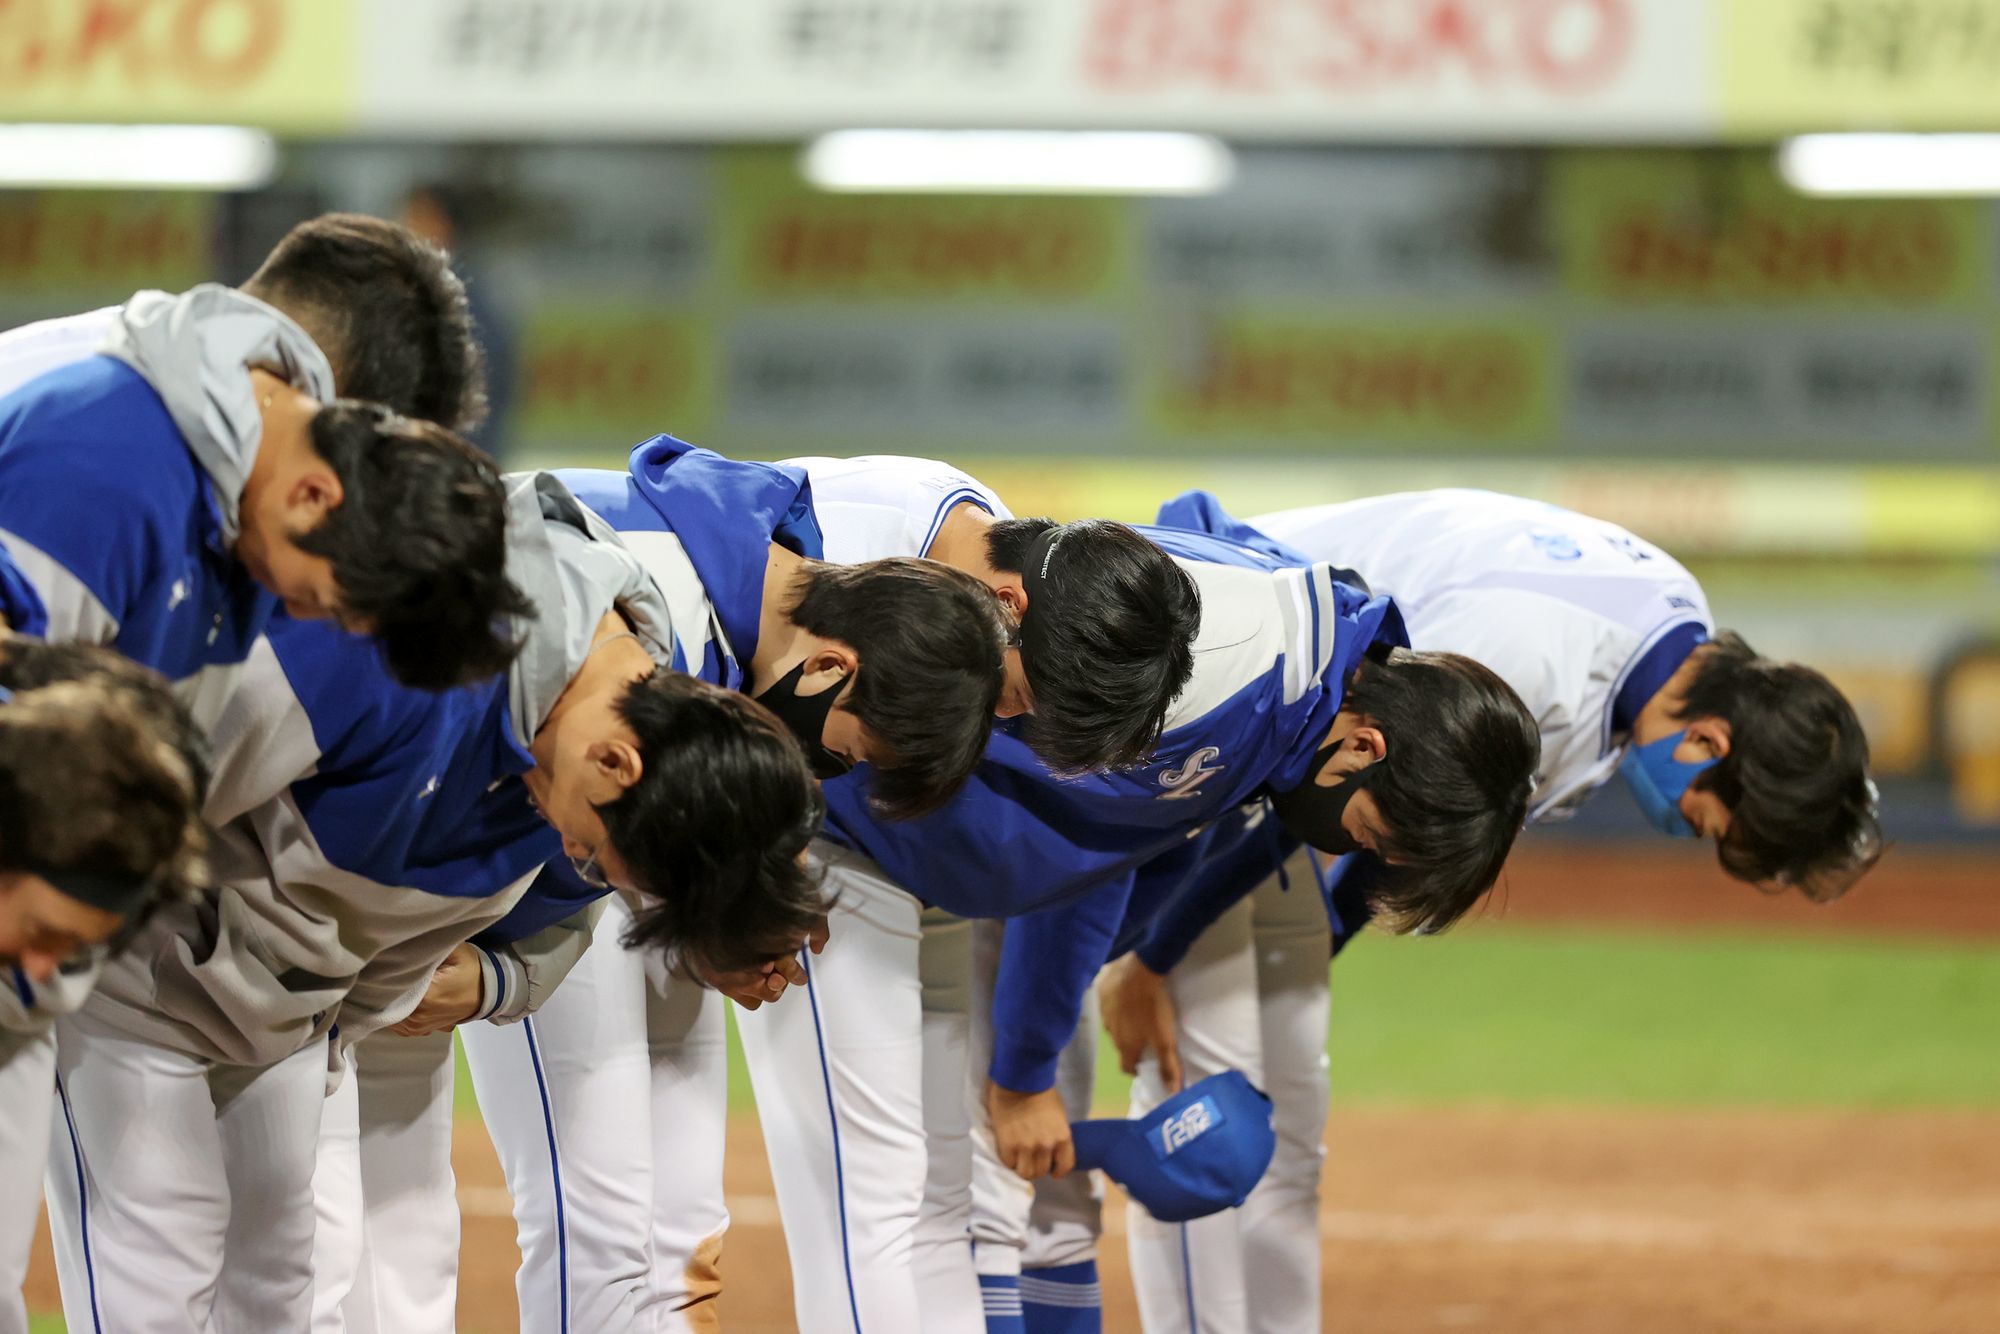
0;640;210;927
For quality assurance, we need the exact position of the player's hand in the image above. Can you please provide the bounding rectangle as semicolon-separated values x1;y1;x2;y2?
703;953;809;1011
1099;954;1182;1092
391;943;483;1036
987;1081;1076;1181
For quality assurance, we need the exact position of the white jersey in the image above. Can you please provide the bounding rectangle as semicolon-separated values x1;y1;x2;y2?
1252;489;1713;822
782;454;1012;562
0;307;117;398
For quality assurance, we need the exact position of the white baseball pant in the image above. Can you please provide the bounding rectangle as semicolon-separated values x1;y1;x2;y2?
310;1027;459;1334
44;1005;328;1333
965;917;1106;1284
733;843;985;1334
459;895;730;1333
1123;852;1327;1334
0;1028;54;1334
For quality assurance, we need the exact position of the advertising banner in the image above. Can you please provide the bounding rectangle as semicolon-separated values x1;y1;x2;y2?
359;0;1713;140
0;0;353;129
1719;0;2000;134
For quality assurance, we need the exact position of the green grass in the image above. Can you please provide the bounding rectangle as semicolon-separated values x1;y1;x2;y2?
446;922;2000;1117
1318;924;2000;1107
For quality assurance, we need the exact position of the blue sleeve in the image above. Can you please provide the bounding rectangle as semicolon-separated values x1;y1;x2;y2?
1134;811;1300;974
0;544;47;636
0;361;192;644
1152;490;1318;568
986;873;1136;1093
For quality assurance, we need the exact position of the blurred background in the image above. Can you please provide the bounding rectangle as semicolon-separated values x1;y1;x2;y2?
5;2;1997;1330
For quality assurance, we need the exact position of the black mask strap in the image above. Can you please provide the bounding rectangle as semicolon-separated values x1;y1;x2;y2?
755;660;855;780
1266;739;1380;857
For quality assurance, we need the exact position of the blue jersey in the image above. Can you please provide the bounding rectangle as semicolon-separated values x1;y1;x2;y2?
476;436;823;946
557;433;824;670
0;357;268;684
819;524;1405;1089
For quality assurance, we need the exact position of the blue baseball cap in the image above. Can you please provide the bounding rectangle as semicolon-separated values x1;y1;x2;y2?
1069;1071;1276;1223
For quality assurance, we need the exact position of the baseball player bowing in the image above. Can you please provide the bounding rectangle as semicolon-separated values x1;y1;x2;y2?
753;507;1540;1334
716;454;1201;1334
378;450;1184;1332
0;254;513;1334
335;441;1015;1333
38;469;818;1333
0;640;210;1334
1082;488;1883;1334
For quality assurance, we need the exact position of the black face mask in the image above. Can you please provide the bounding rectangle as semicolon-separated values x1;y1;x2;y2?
755;661;855;780
1266;738;1378;857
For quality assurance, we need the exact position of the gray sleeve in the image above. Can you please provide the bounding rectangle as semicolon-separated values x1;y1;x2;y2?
198;636;325;826
138;803;530;1068
328;869;541;1050
469;901;605;1026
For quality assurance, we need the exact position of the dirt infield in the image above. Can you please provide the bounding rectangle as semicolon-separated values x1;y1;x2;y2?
34;1102;1996;1332
1491;841;2000;938
438;1103;1997;1333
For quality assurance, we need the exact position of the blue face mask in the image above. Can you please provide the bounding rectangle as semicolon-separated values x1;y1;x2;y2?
1618;731;1718;838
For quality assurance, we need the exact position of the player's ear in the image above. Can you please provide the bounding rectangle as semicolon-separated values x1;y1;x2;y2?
992;578;1027;619
285;466;343;530
585;737;644;797
1352;724;1388;765
1682;716;1731;762
805;643;858;685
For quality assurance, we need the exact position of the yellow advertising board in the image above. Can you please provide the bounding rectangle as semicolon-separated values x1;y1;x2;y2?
1553;150;1988;307
1151;315;1556;446
514;308;712;454
0;0;353;130
721;152;1134;304
0;191;214;297
1719;0;2000;134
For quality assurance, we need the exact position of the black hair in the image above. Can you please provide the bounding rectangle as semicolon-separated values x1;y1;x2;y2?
988;518;1200;773
294;402;532;691
1343;648;1541;936
242;213;489;433
608;672;831;977
787;557;1009;819
1676;631;1882;901
0;640;209;928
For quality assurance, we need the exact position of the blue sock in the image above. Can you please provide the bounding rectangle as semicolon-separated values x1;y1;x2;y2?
980;1273;1026;1333
1020;1260;1103;1334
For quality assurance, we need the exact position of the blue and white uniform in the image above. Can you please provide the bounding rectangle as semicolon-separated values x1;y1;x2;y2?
0;289;332;1334
731;497;1401;1333
439;437;833;1334
1073;489;1714;1334
702;456;1013;1334
41;472;692;1334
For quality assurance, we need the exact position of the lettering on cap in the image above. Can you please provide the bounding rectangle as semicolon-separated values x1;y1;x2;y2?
1157;1095;1225;1158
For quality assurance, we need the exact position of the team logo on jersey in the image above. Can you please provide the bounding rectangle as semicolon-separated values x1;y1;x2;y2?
419;774;440;800
1159;747;1223;799
1158;1095;1223;1156
1529;528;1582;562
168;577;190;610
